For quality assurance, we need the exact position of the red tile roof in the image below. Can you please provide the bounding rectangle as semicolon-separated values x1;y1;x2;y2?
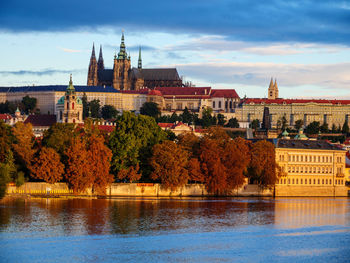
155;86;211;96
0;114;12;120
158;123;173;128
24;114;56;127
211;89;239;98
243;98;350;105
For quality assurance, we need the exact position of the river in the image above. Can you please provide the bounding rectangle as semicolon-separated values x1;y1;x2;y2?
0;197;349;262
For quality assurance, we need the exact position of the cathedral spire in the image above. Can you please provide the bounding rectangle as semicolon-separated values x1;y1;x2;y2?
118;31;127;59
138;46;142;69
91;43;96;59
269;77;274;89
98;45;104;70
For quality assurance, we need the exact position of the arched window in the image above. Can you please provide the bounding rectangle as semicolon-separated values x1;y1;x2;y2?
72;102;74;110
67;102;69;109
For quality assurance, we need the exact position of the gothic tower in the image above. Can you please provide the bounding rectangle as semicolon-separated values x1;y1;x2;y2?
87;44;98;86
97;45;104;71
268;77;279;100
274;78;279;99
138;46;142;69
113;32;131;90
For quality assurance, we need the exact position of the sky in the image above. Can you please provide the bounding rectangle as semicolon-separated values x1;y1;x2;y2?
1;0;350;99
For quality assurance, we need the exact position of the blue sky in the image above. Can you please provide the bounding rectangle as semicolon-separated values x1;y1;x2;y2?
1;0;350;98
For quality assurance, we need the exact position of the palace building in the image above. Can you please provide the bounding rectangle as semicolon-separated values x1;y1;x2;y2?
87;33;183;90
274;139;348;196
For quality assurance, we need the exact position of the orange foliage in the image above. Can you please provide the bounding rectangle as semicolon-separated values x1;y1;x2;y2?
187;158;204;182
12;122;35;167
150;140;189;191
249;140;280;188
177;132;200;158
118;163;141;183
87;134;114;193
65;137;93;193
30;147;64;184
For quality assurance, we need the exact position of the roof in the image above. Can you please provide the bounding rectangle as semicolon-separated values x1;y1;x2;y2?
0;85;119;93
243;98;350;105
211;89;239;99
135;68;181;81
276;139;345;151
155;86;211;96
158;123;173;128
24;114;56;127
57;96;83;105
98;69;113;82
0;114;12;120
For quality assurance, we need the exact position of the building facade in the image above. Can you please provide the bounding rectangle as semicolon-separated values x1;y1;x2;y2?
275;139;348;196
87;33;183;90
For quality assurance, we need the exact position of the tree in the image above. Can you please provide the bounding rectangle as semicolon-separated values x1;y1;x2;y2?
118;164;141;183
217;114;226;126
201;107;216;128
177;132;201;158
331;123;337;133
42;123;77;157
294;119;304;130
82;93;89;119
140;102;161;119
187;158;204;182
89;99;100;118
180;107;194;124
169;112;181;123
226;117;239;128
342;120;349;134
101;104;119;120
281;116;287;130
150;141;189;191
30;147;64;184
305;121;320;135
65;137;92;193
21;96;37;114
12;122;35;173
251;119;260;130
109;111;167;180
248;140;280;188
320;122;329;133
87;134;114;194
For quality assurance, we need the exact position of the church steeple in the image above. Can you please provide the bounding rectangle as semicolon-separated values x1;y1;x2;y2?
98;45;104;70
274;78;279;99
87;43;98;86
118;32;127;59
138;46;142;69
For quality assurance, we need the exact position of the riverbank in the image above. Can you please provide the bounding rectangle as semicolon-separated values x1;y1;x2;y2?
5;182;349;197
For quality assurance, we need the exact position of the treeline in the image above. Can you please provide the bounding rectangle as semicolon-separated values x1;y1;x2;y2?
0;111;280;198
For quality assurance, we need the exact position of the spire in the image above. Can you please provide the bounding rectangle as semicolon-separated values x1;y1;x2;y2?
138;46;142;69
274;78;278;89
67;74;75;95
91;43;96;59
118;31;127;59
98;45;104;70
269;77;274;89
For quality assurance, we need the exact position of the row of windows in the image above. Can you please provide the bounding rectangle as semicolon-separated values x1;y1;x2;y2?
279;154;335;163
286;166;336;174
212;101;235;109
278;178;344;185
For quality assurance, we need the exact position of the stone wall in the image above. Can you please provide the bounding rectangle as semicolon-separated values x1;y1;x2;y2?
275;185;349;197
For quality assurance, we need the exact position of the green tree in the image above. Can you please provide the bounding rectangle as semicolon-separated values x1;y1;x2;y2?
331;123;337;133
82;93;89;119
294;119;304;130
281;116;287;130
101;104;119;120
226;117;239;128
42;123;77;157
169;112;181;123
180;107;194;124
342;120;349;134
320;122;329;133
251;119;260;130
201;107;216;128
217;114;226;126
140;102;161;119
109;111;167;180
21;96;37;114
89;99;100;118
305;121;320;135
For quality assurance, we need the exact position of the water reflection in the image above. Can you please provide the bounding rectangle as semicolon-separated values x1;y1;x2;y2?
0;197;349;237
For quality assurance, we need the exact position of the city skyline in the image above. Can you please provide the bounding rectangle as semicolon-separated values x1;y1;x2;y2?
1;0;350;99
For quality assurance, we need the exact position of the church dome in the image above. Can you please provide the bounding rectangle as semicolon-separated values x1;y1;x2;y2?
57;96;65;104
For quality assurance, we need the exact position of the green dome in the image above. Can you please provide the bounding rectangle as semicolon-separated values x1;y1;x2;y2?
282;130;289;136
57;96;65;104
76;97;83;105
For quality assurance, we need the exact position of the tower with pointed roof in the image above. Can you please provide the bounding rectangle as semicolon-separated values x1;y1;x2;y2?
268;77;279;99
97;45;104;71
87;44;98;86
113;32;132;90
138;47;142;69
57;75;83;124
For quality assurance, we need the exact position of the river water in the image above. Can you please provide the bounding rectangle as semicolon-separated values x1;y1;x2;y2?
0;197;349;263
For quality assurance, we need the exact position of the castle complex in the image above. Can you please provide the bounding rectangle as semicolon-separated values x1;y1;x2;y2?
87;33;182;90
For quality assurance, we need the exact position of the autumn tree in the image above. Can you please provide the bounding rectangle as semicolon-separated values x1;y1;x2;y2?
30;147;64;184
177;132;201;158
65;137;93;193
248;140;280;188
117;163;141;183
150;140;189;191
87;134;114;194
187;158;204;182
12;122;35;173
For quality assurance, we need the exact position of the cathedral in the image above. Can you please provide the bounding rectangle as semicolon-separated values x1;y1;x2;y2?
87;33;183;90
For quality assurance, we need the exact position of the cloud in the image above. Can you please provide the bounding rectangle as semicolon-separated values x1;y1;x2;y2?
1;0;350;45
0;69;85;76
58;47;82;53
171;61;350;91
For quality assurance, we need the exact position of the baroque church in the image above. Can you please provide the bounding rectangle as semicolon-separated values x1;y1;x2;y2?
87;33;183;90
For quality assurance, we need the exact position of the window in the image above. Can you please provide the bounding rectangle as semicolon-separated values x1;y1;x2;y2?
309;179;312;184
330;179;332;184
322;179;324;184
72;102;74;110
176;103;182;110
296;178;298;184
213;101;216;108
313;179;316;184
60;111;62;120
218;101;222;108
301;179;303;184
318;179;320;184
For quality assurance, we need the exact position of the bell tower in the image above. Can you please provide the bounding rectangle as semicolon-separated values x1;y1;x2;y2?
87;43;98;86
63;75;83;124
112;32;131;90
